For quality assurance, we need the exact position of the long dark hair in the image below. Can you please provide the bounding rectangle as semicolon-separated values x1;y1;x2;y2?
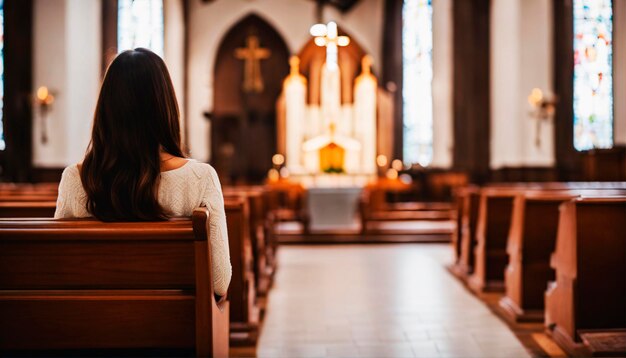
80;48;184;221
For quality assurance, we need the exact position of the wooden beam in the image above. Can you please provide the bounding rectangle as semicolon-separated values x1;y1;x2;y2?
452;0;491;183
1;0;34;182
101;0;118;76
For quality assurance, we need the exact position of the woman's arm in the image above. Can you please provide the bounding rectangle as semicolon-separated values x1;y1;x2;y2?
202;166;232;297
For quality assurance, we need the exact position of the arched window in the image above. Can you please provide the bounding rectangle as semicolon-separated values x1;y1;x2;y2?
573;0;613;151
402;0;433;166
118;0;164;57
0;2;5;151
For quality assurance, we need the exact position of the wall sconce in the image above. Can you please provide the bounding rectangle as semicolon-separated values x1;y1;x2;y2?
35;86;56;144
385;168;398;180
376;154;388;177
527;88;557;147
267;168;280;183
272;153;285;168
268;153;289;181
391;159;404;172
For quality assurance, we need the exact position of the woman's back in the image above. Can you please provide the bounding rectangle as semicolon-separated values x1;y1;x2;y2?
56;159;218;217
55;160;232;297
52;48;232;296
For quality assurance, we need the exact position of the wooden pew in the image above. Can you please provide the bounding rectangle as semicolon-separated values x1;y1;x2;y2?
265;180;309;235
360;180;455;235
468;182;626;294
0;193;58;202
260;190;278;281
0;182;58;193
224;197;260;346
0;208;229;357
0;201;56;218
0;183;58;217
499;189;626;322
468;187;518;293
224;187;273;297
0;183;58;202
450;185;480;278
545;197;626;356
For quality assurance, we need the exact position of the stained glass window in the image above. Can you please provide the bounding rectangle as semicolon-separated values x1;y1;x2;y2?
573;0;613;151
0;1;5;151
402;0;433;166
118;0;164;57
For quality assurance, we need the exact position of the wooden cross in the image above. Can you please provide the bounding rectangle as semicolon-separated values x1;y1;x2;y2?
234;35;271;93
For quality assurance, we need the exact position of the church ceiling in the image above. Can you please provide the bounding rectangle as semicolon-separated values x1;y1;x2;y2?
200;0;361;13
311;0;361;13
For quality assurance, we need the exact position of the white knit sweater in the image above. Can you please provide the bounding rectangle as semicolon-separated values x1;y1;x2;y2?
54;160;232;296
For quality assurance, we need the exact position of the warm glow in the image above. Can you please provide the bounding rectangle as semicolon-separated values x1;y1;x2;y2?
314;37;327;47
327;21;338;39
337;36;350;47
279;167;290;178
267;168;280;182
528;88;543;107
37;86;49;101
319;142;345;173
376;155;388;167
272;153;285;166
386;168;398;180
399;174;413;184
391;159;403;171
310;21;350;71
44;95;55;105
310;23;327;37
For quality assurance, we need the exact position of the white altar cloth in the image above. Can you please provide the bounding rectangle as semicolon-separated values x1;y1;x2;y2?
306;186;362;232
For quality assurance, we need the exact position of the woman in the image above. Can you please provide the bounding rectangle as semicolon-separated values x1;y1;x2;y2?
55;48;231;296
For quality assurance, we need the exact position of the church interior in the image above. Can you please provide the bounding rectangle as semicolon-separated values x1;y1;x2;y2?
0;0;625;357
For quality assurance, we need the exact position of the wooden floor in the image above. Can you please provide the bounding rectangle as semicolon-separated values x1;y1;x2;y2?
252;244;532;358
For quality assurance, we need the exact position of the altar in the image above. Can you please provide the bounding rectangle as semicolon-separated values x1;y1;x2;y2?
275;21;394;177
298;174;371;233
271;21;395;234
306;187;361;232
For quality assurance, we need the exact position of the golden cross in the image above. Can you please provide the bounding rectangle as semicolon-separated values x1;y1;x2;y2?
234;35;271;93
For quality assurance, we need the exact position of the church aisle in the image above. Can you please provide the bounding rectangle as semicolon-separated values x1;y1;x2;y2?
257;244;530;358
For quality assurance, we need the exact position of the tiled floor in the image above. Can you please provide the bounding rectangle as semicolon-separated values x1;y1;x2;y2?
256;244;531;358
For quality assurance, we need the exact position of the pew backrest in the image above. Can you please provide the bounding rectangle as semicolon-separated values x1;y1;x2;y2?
0;208;229;356
223;197;258;326
552;197;626;331
0;201;57;218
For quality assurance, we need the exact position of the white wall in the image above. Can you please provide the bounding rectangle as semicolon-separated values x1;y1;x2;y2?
33;0;101;168
490;0;554;169
164;0;186;134
186;0;385;162
33;0;67;167
491;0;625;166
32;0;187;167
29;0;454;167
431;0;454;168
615;0;626;145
